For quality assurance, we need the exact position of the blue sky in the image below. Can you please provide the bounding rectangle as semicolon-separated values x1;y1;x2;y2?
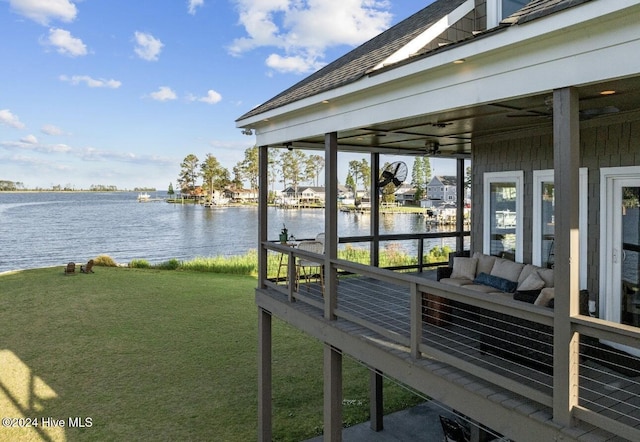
0;0;452;190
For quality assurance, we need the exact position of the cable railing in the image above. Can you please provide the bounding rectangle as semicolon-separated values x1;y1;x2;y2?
259;240;640;440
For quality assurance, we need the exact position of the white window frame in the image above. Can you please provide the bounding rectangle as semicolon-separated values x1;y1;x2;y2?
532;168;588;289
483;171;524;262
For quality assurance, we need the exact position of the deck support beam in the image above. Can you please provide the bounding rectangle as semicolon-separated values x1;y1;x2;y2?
370;369;384;431
552;86;581;427
324;345;343;441
257;307;272;442
258;145;269;288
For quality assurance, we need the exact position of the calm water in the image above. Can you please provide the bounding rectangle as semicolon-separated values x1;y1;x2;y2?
0;192;453;273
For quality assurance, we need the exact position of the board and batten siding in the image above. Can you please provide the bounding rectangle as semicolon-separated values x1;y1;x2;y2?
470;114;640;297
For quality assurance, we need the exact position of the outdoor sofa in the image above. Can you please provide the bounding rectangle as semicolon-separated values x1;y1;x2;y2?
430;252;640;376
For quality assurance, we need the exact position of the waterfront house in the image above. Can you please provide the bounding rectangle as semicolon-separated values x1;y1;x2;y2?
236;0;640;440
393;184;417;205
427;175;459;202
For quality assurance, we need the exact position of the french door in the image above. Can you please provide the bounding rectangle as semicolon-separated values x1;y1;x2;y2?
601;168;640;334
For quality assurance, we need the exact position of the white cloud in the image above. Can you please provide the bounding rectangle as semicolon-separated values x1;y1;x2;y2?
134;31;164;61
20;134;38;144
150;86;177;101
198;89;222;104
0;109;25;129
41;124;65;135
45;28;87;57
187;0;204;15
8;0;78;25
59;75;121;88
228;0;393;73
266;53;322;74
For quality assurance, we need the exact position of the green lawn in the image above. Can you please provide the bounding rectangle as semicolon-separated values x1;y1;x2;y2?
0;267;420;441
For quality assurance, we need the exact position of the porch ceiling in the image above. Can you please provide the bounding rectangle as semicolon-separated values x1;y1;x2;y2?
281;75;640;158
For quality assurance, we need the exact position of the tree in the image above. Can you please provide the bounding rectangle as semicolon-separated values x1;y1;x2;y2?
280;149;308;195
167;183;175;198
237;146;259;191
411;157;431;201
178;154;199;194
200;154;229;201
380;161;397;203
345;173;356;195
347;158;371;195
306;154;325;186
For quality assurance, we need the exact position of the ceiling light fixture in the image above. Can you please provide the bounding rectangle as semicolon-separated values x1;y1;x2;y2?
453;59;465;64
600;90;616;96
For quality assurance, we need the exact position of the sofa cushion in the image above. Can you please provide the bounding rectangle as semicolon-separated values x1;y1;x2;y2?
473;252;497;275
518;264;541;285
473;272;518;293
450;257;478;280
440;278;473;287
535;287;555;306
517;272;546;291
490;258;524;282
463;283;501;294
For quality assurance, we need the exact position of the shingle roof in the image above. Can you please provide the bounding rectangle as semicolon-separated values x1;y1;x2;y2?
236;0;595;122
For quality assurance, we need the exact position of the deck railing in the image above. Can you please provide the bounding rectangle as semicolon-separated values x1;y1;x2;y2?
259;240;640;441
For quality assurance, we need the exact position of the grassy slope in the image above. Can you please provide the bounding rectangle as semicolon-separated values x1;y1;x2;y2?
0;267;420;441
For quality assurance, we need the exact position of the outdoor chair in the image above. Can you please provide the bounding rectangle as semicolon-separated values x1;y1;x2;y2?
64;262;76;275
439;415;470;442
315;232;325;252
80;259;95;273
296;240;324;294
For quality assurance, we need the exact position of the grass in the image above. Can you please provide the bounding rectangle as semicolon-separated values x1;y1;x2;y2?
0;266;421;441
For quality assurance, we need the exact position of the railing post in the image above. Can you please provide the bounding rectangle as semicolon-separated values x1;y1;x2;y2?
287;249;296;302
410;283;421;359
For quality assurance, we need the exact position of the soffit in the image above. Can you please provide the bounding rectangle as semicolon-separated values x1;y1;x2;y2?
275;75;640;158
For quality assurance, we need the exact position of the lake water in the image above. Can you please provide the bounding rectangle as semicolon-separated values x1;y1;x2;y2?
0;192;455;273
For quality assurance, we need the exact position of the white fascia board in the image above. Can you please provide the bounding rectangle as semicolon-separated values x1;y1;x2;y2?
241;1;640;145
372;0;475;71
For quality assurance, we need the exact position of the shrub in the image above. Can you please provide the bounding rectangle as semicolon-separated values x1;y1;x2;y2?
94;254;118;267
156;258;181;270
129;259;150;269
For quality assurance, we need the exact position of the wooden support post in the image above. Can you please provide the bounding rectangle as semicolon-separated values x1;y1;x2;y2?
371;153;380;267
258;307;272;441
456;158;465;253
552;87;580;427
258;146;269;288
325;132;338;320
324;344;343;441
370;369;384;432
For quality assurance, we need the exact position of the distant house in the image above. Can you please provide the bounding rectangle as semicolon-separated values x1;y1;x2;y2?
226;188;258;202
426;176;457;201
393;184;416;205
282;186;326;203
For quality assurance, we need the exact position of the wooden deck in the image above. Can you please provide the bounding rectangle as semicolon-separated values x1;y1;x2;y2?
259;269;640;441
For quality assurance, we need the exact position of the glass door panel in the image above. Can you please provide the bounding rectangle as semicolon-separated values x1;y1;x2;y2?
621;186;640;327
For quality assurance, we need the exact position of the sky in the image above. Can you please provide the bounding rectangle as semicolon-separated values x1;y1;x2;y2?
0;0;453;190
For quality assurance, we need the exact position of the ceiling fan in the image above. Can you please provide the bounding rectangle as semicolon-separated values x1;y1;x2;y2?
506;96;619;120
378;161;408;190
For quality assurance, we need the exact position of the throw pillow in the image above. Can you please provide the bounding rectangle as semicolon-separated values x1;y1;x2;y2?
534;287;555;306
473;252;497;275
514;290;542;304
451;257;478;280
517;272;546;291
473;272;518;293
490;258;524;282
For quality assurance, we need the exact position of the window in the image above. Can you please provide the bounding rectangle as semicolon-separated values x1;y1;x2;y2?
532;169;588;288
487;0;529;28
483;171;523;261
